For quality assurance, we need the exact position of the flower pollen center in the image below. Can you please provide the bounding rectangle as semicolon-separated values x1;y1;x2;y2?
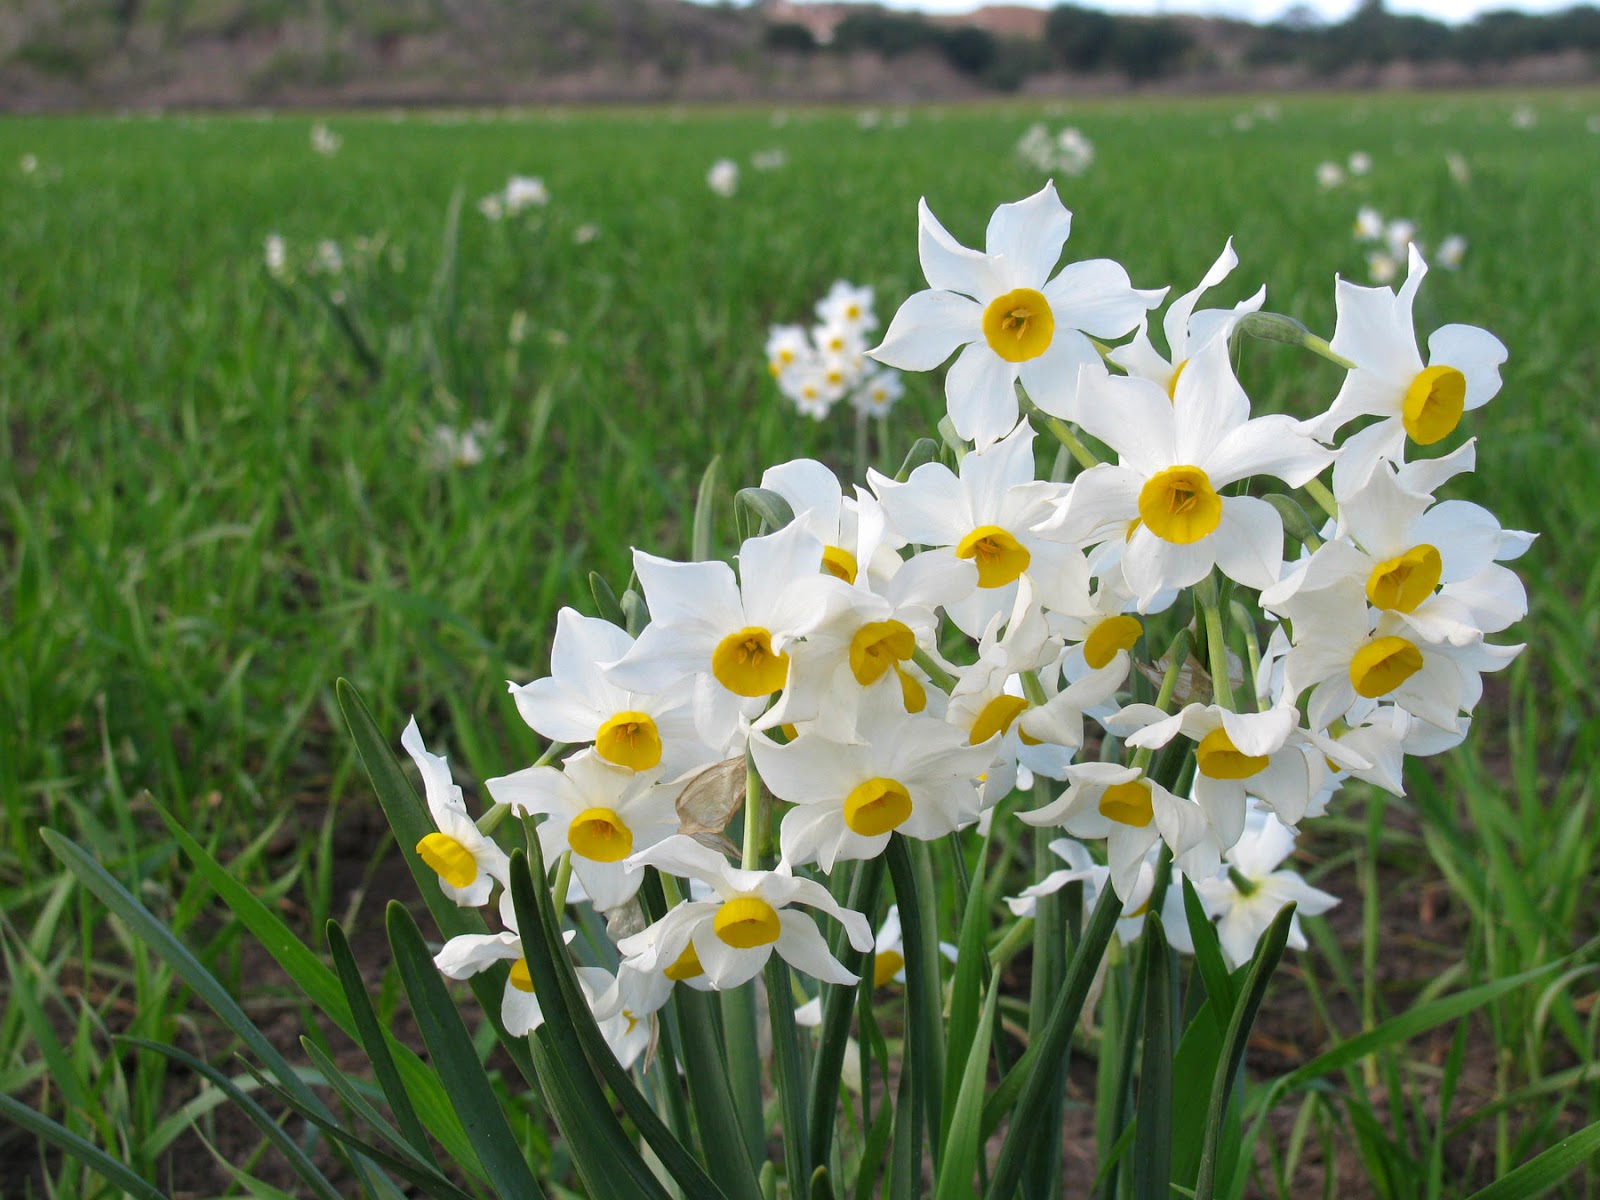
595;710;662;771
714;896;783;949
712;626;790;697
416;832;478;889
873;949;905;988
568;807;634;863
1196;727;1269;780
822;544;859;584
664;942;704;982
1084;615;1143;670
1098;779;1154;827
1366;544;1442;613
1138;465;1222;545
1349;635;1425;699
956;525;1031;588
849;620;918;686
844;777;914;837
970;694;1029;745
1402;365;1467;445
982;287;1056;363
508;959;536;994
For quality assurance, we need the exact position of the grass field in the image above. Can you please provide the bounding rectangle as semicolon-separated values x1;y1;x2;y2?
3;90;1599;1196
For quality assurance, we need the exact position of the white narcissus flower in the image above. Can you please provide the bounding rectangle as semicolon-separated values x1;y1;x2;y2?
605;523;854;754
870;182;1164;447
795;905;907;1027
617;836;874;990
1006;838;1194;951
1313;245;1507;496
1018;761;1218;902
816;280;877;333
1105;702;1363;838
433;919;580;1037
1106;239;1266;400
754;688;993;871
486;750;680;912
1261;463;1530;648
401;718;509;908
765;324;812;381
707;158;739;197
508;608;716;778
1042;342;1333;609
870;422;1079;638
1195;806;1338;970
1269;579;1522;734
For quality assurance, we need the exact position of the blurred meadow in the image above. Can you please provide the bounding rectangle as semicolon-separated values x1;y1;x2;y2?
3;90;1600;1195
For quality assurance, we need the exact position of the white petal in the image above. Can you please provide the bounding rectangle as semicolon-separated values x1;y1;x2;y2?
871;461;968;547
871;289;981;371
946;342;1022;448
1043;259;1166;339
918;197;1006;298
1426;323;1506;411
983;182;1073;290
776;909;859;985
1212;496;1285;593
1204;414;1334;490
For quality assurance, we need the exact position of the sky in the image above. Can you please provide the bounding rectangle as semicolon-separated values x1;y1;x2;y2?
760;0;1574;23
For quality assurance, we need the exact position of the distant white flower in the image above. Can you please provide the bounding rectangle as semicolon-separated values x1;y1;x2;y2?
1437;234;1467;270
707;158;739;197
19;153;38;175
504;175;549;213
313;240;343;275
1509;105;1537;129
310;122;342;157
1347;150;1372;175
751;148;787;171
263;233;287;278
574;223;600;245
858;109;882;130
426;421;495;470
1366;251;1397;284
1445;152;1471;185
1315;161;1345;189
1353;206;1384;241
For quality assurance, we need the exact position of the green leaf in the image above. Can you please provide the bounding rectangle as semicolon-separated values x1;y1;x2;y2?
894;437;941;482
326;920;449;1174
692;454;721;561
887;835;945;1169
386;901;549;1200
337;680;537;1089
1182;875;1235;1034
766;957;813;1193
509;844;726;1200
735;486;796;534
1193;902;1295;1200
1132;915;1175;1200
1461;1118;1600;1200
808;855;885;1170
147;795;474;1174
984;881;1122;1200
942;824;994;1150
120;1039;345;1200
935;979;1000;1200
0;1092;171;1200
589;570;626;626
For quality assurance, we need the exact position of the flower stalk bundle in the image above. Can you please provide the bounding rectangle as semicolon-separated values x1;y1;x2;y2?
357;182;1530;1198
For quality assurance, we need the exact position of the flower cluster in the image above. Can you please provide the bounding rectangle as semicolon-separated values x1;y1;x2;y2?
1016;123;1094;177
1353;205;1466;282
404;181;1527;1074
764;281;903;421
479;175;550;221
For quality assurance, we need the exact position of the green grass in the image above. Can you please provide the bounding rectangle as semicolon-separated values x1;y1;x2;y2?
2;90;1598;1196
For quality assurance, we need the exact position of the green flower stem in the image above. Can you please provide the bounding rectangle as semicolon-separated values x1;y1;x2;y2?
1304;477;1340;522
1228;866;1259;897
854;407;870;485
476;801;511;836
742;751;764;869
1020;669;1048;708
1230;600;1264;712
988;916;1035;972
721;984;767;1174
1196;576;1237;712
1154;628;1193;713
1300;331;1357;370
551;850;573;912
764;957;812;1192
887;835;946;1171
1039;414;1100;471
534;739;569;768
1022;807;1067;1195
912;647;958;695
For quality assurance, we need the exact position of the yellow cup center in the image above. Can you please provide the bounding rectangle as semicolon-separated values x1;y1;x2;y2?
1402;365;1467;445
508;959;536;994
1365;544;1442;613
982;287;1056;363
956;525;1031;589
1195;727;1269;780
714;896;783;949
1138;465;1223;545
1349;635;1425;699
568;807;634;863
712;626;791;697
416;832;478;889
844;777;914;837
1098;779;1154;827
970;694;1029;745
849;619;918;686
821;544;859;585
1084;614;1143;670
664;942;704;982
595;710;662;771
873;949;905;988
